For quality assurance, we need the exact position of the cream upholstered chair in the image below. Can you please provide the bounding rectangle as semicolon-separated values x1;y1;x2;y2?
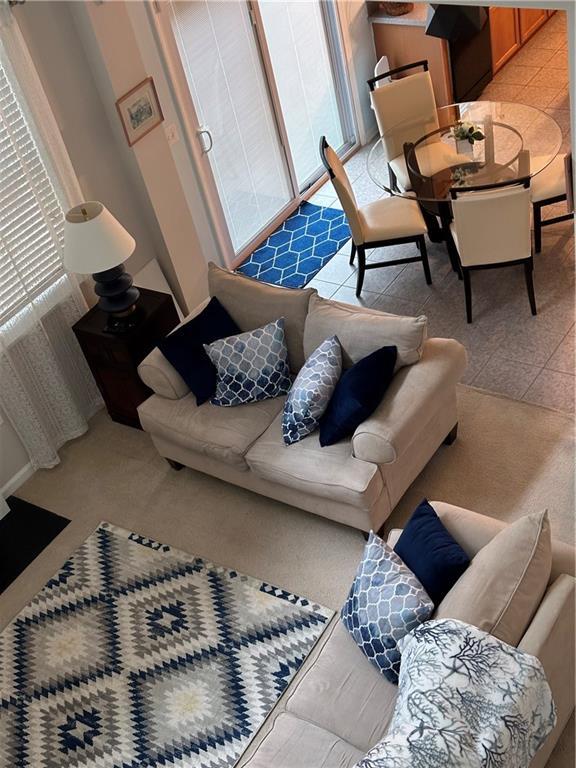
530;153;574;253
373;56;392;86
319;136;430;297
368;61;462;194
449;179;535;323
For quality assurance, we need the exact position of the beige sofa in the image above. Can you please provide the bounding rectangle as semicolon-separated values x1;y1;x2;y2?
137;264;467;532
238;502;576;768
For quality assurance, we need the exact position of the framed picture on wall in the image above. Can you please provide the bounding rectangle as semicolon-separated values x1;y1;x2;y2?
116;77;164;147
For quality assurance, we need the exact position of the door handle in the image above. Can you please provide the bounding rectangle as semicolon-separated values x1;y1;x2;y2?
197;127;213;154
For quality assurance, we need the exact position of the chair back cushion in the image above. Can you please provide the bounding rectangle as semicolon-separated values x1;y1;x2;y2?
304;294;426;372
435;510;552;647
370;71;438;161
208;263;315;372
324;144;364;245
451;185;531;267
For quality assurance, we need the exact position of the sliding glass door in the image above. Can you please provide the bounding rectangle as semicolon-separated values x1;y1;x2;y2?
168;0;293;253
258;0;354;191
159;0;355;258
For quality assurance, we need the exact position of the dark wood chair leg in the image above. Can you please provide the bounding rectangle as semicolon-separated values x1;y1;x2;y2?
419;236;432;285
350;241;356;265
355;245;366;297
421;207;443;243
443;423;458;445
463;268;473;323
524;258;537;315
534;203;542;253
166;458;184;471
388;163;398;193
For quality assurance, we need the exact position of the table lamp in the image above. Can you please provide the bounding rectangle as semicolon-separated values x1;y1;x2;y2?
64;202;139;333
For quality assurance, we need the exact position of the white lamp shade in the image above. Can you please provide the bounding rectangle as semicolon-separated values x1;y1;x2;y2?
64;201;135;275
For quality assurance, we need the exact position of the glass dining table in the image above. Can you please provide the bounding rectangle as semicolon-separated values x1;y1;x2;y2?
367;101;563;204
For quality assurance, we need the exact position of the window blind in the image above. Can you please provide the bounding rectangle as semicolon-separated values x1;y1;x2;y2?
0;60;65;325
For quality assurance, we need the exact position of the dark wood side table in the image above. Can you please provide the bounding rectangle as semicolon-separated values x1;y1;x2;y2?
73;287;179;428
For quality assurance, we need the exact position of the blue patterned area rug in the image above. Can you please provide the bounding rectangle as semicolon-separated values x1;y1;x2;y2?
0;522;334;767
237;201;350;288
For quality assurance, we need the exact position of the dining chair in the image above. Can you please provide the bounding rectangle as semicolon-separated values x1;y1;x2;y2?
368;60;458;194
448;179;535;323
373;56;392;86
530;153;574;253
319;136;431;297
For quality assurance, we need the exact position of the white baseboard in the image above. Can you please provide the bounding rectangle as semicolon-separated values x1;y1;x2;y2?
1;462;34;515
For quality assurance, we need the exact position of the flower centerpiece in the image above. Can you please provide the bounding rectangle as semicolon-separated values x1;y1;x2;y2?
452;121;485;154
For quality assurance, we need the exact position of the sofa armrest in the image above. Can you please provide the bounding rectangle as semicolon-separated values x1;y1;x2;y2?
138;348;189;400
137;297;211;400
518;575;575;768
352;338;467;464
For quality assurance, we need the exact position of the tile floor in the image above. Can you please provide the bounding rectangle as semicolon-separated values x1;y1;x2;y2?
308;12;574;413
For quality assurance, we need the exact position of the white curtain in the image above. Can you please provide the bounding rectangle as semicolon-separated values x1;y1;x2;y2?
0;2;102;472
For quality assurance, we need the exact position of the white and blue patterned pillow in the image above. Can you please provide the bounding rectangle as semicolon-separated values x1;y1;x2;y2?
357;619;556;768
204;318;291;406
282;335;342;445
341;531;433;684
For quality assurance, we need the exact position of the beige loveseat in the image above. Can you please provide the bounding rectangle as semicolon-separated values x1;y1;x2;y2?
137;264;467;532
238;503;576;768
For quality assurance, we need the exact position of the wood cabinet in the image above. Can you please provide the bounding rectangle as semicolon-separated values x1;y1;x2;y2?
489;7;520;72
73;288;179;429
489;6;551;74
519;8;548;43
371;21;453;107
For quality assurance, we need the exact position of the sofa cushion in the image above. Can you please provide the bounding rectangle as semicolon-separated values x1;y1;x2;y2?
304;294;426;372
320;345;397;447
238;712;362;768
341;532;433;684
204;319;291;407
282;335;342;445
208;262;316;372
245;411;384;510
157;296;240;405
137;392;285;471
435;510;552;647
284;620;398;752
394;499;470;606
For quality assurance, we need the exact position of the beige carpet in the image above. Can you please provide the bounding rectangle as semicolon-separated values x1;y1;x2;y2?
2;384;574;765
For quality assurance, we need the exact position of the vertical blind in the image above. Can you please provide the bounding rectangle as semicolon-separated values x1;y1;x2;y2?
259;0;346;189
169;0;292;253
0;59;65;325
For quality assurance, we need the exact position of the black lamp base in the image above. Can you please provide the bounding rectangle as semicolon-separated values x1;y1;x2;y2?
103;306;142;334
93;264;141;334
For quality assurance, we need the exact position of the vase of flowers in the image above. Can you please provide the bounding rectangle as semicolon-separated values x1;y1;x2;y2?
452;121;485;154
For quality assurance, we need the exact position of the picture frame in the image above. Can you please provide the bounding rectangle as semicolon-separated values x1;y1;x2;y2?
116;77;164;147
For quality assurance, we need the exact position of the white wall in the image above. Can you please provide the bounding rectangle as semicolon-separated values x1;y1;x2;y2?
15;1;167;281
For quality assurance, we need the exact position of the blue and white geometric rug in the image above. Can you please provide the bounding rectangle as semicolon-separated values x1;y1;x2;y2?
237;201;351;288
0;522;334;767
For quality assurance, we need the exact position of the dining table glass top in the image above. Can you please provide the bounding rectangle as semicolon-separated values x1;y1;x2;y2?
367;101;563;203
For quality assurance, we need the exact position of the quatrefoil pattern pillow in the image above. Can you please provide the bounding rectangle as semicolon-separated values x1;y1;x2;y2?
282;335;342;445
204;318;291;406
341;531;433;684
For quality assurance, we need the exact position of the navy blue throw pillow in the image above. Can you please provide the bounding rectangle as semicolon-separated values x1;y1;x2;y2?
319;345;397;446
394;499;470;606
157;297;240;405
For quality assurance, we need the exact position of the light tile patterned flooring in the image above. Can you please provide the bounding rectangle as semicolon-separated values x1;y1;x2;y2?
308;12;574;413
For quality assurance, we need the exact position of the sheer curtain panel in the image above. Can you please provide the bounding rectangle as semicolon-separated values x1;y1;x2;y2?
0;4;102;471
